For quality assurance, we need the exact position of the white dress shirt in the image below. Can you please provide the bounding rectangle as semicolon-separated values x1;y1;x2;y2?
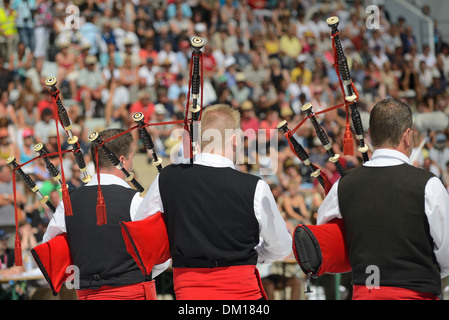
318;148;449;278
134;152;293;264
43;173;169;278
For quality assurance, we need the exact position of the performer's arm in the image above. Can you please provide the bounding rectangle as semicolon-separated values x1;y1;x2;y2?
425;177;449;278
129;183;171;276
42;201;66;243
316;180;342;225
253;180;292;264
133;175;163;221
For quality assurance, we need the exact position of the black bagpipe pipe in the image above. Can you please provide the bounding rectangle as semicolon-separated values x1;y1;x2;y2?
186;37;205;163
277;119;350;293
88;131;147;197
6;156;56;213
87;130;169;283
33;143;67;190
276;120;330;193
132;112;163;172
327;16;369;163
45;77;92;183
30;131;168;296
278;19;362;289
301;102;346;177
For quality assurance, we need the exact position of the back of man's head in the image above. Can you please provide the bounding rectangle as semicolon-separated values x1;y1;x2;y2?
369;98;412;149
200;104;240;154
90;128;133;170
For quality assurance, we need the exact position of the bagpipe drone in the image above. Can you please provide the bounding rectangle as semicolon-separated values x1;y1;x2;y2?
28;37;206;295
281;16;370;291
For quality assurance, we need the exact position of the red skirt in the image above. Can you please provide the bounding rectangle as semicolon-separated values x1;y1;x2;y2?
353;285;439;300
173;265;266;300
76;280;157;300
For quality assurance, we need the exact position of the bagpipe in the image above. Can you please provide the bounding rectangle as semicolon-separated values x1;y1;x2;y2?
280;16;370;291
27;37;206;295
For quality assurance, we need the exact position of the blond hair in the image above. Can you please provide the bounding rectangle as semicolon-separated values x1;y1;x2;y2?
200;104;240;153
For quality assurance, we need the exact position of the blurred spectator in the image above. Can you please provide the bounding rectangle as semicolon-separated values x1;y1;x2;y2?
55;41;78;99
33;0;53;65
167;73;188;104
281;180;310;226
17;128;35;174
0;164;25;233
103;76;130;127
129;90;155;125
0;1;448;300
429;133;449;173
119;55;139;103
240;100;259;142
0;0;19;59
230;72;251;105
12;0;35;51
8;41;32;83
0;229;15;269
77;55;106;118
0;123;16;166
279;24;302;70
34;108;55;144
148;103;172;157
79;13;101;56
66;163;84;192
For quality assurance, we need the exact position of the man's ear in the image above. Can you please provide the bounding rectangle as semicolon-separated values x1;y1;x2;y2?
402;127;413;151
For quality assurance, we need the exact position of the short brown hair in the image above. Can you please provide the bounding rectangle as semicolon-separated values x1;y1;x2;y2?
90;128;133;169
369;98;413;148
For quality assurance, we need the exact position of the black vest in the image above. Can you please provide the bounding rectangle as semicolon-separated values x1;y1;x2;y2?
338;164;441;295
159;164;260;268
66;185;146;289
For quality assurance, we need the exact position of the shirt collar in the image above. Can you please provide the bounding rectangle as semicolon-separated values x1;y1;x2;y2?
366;148;411;166
195;152;235;169
85;173;132;189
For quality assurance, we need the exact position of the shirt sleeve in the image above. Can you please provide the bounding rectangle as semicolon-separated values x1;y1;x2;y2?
317;180;342;225
425;177;449;278
129;183;171;274
253;179;292;264
42;200;66;243
133;175;163;221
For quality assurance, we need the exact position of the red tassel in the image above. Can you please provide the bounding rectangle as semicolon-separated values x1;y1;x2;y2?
96;189;107;225
62;187;73;216
343;122;354;156
14;236;23;266
321;172;333;196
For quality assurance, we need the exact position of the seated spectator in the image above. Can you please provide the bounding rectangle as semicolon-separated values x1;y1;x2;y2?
0;229;25;276
0;165;26;234
129;90;155;125
230;72;252;105
77;55;106;118
55;40;78;99
0;123;18;166
138;57;160;88
34;108;57;144
167;73;188;104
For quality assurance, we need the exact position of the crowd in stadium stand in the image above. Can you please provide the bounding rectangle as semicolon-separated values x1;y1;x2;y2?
0;0;449;299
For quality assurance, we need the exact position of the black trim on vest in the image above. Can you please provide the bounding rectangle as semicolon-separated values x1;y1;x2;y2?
159;164;260;268
66;185;146;289
338;164;441;295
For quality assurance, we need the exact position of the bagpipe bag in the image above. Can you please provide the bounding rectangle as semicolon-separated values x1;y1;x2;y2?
292;218;351;276
120;211;171;277
31;233;72;295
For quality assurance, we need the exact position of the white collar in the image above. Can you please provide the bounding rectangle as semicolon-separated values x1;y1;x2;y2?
194;153;235;169
85;173;132;189
365;148;411;167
